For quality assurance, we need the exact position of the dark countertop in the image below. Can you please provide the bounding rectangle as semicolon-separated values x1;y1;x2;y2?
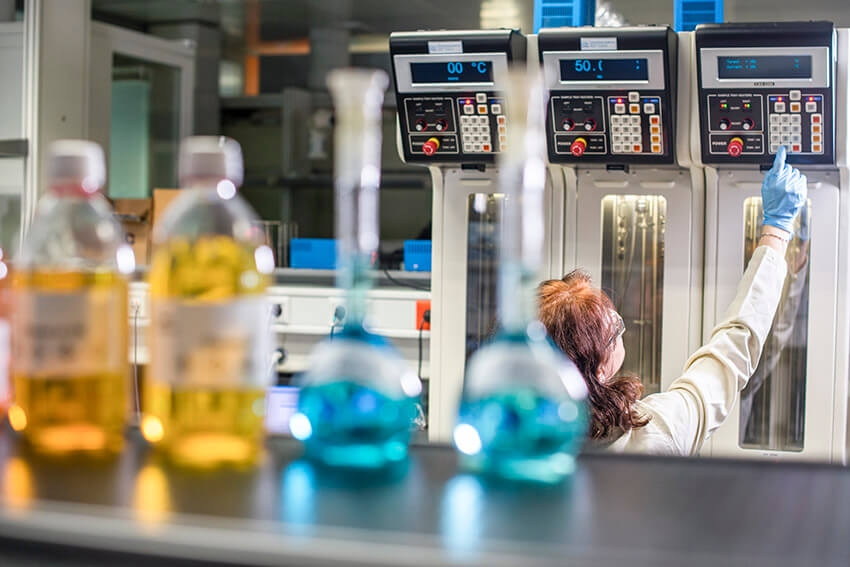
0;431;848;567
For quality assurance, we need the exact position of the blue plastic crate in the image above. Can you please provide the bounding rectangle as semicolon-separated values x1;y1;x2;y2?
289;238;337;270
404;240;432;272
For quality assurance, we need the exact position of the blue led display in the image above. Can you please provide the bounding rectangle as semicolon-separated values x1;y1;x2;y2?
560;58;649;82
718;55;812;79
410;61;493;84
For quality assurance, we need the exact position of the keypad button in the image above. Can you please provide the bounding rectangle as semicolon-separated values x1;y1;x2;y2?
651;144;662;153
781;124;791;133
791;144;801;153
650;115;660;125
774;102;786;113
806;102;817;113
633;144;642;153
477;105;488;114
791;134;801;143
812;124;822;133
615;103;626;114
812;143;822;152
630;115;640;125
629;104;640;114
499;135;507;144
643;103;656;114
781;135;791;144
490;104;502;114
790;90;801;101
770;143;780;153
498;125;506;135
791;114;801;124
650;125;660;135
613;144;623;153
651;135;661;144
769;114;780;124
812;134;822;143
770;134;780;143
476;93;487;103
790;102;801;113
781;114;791;124
811;113;822;124
791;125;801;135
629;92;640;102
623;145;632;153
464;104;474;115
482;144;491;152
631;135;641;144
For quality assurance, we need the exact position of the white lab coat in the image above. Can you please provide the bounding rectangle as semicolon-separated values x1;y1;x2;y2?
606;245;788;456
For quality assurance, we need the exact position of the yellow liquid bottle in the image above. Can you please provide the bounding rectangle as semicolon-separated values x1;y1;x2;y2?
144;137;274;468
10;140;134;455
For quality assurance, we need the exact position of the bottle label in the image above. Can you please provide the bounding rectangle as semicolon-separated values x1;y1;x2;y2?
13;288;126;377
150;297;273;389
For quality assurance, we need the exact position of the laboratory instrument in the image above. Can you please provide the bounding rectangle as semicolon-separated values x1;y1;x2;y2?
391;30;563;442
453;69;588;483
291;69;422;468
146;136;274;468
695;21;850;462
11;140;133;454
540;26;703;396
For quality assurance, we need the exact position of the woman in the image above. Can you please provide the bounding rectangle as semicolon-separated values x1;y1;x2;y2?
539;146;807;456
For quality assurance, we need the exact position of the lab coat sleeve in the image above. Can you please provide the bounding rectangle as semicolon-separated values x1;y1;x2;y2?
641;245;788;455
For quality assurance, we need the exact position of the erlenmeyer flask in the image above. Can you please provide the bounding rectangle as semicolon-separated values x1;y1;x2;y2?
290;69;422;468
453;70;589;483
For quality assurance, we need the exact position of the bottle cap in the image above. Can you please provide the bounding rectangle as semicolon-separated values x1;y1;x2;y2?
178;136;243;187
47;139;106;193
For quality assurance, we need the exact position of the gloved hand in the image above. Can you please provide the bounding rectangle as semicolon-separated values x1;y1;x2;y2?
762;146;807;234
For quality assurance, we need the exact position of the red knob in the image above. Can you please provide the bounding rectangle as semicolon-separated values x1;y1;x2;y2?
435;119;448;132
422;137;440;156
562;118;575;131
727;137;744;157
415;119;427;132
742;118;754;131
570;137;587;157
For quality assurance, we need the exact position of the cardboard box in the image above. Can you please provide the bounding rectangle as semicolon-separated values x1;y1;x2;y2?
112;199;152;266
152;189;182;228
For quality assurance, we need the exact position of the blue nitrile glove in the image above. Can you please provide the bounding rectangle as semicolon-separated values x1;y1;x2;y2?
762;146;807;234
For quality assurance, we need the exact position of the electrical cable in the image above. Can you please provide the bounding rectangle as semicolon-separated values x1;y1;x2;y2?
382;269;430;291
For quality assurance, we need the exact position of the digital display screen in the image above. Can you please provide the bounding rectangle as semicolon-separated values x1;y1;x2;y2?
560;58;648;82
717;55;812;79
410;61;493;84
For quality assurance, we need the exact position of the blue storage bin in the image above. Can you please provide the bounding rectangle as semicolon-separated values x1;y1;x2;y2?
290;238;337;269
404;240;432;272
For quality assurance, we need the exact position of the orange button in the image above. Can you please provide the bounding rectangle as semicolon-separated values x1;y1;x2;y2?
498;125;506;135
651;135;661;143
812;115;821;123
482;144;491;152
497;116;506;125
629;104;640;114
477;105;488;114
650;116;660;125
651;144;662;153
812;134;822;143
791;144;801;152
650;126;660;135
790;102;801;113
812;143;822;152
812;124;822;133
633;144;642;152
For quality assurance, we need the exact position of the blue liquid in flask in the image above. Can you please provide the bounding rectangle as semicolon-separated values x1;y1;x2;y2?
291;327;420;468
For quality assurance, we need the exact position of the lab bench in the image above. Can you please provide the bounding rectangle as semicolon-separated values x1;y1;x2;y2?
0;431;848;567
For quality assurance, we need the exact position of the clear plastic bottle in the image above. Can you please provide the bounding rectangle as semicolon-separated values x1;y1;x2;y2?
289;69;422;468
453;70;589;483
11;140;134;454
145;136;274;468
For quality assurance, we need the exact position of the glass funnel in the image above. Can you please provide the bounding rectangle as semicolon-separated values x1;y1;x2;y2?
290;69;421;468
453;70;589;483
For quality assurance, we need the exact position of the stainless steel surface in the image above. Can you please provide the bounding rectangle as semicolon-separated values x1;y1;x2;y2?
601;195;666;395
0;432;849;566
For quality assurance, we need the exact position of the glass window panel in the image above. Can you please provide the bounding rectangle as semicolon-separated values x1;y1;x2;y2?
109;54;181;199
465;193;505;362
739;197;810;452
600;195;666;395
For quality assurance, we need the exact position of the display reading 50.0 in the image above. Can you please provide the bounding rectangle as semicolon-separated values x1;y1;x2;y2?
560;58;649;82
411;61;494;84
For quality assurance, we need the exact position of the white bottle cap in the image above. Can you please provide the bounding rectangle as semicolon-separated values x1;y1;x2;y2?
178;136;244;187
47;139;106;193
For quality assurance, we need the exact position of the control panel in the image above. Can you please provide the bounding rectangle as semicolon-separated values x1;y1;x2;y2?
390;30;526;164
539;27;677;165
695;22;835;165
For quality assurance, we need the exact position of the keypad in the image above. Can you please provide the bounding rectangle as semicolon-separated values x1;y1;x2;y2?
767;93;823;154
459;93;505;154
608;94;663;154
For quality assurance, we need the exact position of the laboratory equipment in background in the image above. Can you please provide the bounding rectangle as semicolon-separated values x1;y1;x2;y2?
454;69;588;483
540;26;703;397
695;21;850;462
291;69;421;468
88;22;194;202
10;140;133;455
391;30;563;442
145;137;274;468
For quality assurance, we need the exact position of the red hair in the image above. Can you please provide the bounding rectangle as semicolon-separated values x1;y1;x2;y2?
538;270;649;440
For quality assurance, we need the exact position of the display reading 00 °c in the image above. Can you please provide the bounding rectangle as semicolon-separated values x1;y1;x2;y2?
410;61;493;84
